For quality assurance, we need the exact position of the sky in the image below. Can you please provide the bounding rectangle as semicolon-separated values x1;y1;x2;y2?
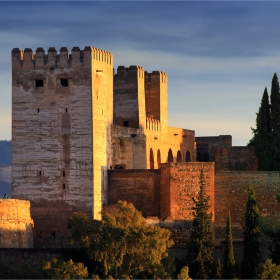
1;1;280;146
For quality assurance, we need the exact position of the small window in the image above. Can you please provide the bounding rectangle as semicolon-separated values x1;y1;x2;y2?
35;80;43;87
123;121;129;127
60;79;68;87
63;171;66;177
65;108;68;113
63;184;66;189
39;171;42;176
37;108;40;113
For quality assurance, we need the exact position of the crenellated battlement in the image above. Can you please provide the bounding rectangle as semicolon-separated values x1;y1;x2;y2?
115;65;145;80
145;70;167;84
11;46;113;70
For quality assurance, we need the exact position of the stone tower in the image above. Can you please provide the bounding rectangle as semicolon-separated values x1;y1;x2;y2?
11;46;113;221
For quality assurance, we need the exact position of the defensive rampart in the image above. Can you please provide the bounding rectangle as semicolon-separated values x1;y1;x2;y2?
0;199;34;248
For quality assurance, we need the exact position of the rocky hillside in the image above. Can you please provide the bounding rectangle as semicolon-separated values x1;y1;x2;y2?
0;141;11;196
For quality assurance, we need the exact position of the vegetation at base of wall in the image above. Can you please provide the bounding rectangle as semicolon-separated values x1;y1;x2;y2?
187;169;215;279
249;73;280;171
223;211;236;279
256;258;280;279
242;183;261;279
68;200;175;279
43;258;88;279
0;255;47;279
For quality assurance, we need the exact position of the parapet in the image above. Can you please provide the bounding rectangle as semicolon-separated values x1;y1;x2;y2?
145;70;167;84
11;46;113;70
115;65;145;80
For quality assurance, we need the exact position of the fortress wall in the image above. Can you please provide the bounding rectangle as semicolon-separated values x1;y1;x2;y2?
108;169;160;217
111;125;146;169
0;199;34;248
215;171;280;227
161;162;215;220
196;135;232;162
214;146;258;172
145;71;168;130
114;66;145;129
12;47;113;221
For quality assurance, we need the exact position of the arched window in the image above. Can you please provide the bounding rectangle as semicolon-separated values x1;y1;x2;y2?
186;151;191;162
157;149;161;169
150;148;154;169
177;150;182;162
168;149;173;163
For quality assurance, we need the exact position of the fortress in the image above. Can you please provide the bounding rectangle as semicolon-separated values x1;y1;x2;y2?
10;46;280;247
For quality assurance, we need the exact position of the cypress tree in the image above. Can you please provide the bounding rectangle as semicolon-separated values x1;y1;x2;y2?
242;183;261;279
188;169;214;279
270;73;280;171
253;87;272;170
223;211;236;279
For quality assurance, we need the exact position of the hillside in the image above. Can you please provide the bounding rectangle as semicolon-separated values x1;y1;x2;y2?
0;141;11;196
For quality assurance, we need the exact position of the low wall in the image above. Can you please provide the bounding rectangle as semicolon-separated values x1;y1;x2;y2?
215;171;280;227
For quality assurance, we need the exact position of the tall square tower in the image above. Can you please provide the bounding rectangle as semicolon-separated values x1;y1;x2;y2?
11;46;113;221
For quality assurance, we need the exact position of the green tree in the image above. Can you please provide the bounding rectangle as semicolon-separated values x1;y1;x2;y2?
256;258;280;279
249;87;272;170
242;183;261;279
270;73;280;171
43;258;88;279
187;169;214;279
69;201;174;279
223;211;236;279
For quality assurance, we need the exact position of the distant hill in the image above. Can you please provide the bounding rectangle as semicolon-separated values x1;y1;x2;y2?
0;140;11;166
0;141;11;196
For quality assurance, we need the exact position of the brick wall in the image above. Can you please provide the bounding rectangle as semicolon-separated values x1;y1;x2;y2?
108;169;160;217
215;171;280;227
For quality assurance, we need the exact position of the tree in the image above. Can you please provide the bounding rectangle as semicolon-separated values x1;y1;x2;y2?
43;258;88;279
177;266;192;280
256;258;280;279
270;73;280;171
242;183;261;279
187;169;214;279
249;87;272;170
223;211;236;279
69;201;174;279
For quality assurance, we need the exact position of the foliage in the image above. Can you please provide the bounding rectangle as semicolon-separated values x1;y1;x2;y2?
187;169;214;279
256;258;280;279
242;183;261;279
270;73;280;171
223;211;236;279
69;200;174;279
249;87;272;170
177;266;192;280
249;73;280;171
0;255;47;279
43;258;88;279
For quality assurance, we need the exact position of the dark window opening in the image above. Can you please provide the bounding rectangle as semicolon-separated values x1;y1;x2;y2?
60;79;68;87
63;184;66;189
123;121;129;127
35;80;43;87
131;134;136;138
37;108;40;113
39;171;42;176
65;108;68;112
63;171;66;177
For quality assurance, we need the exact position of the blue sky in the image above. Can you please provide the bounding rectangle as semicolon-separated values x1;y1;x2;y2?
1;1;280;146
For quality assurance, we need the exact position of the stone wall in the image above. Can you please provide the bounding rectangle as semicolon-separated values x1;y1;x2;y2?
11;46;114;220
0;199;34;248
161;162;215;220
215;171;280;227
108;169;160;217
